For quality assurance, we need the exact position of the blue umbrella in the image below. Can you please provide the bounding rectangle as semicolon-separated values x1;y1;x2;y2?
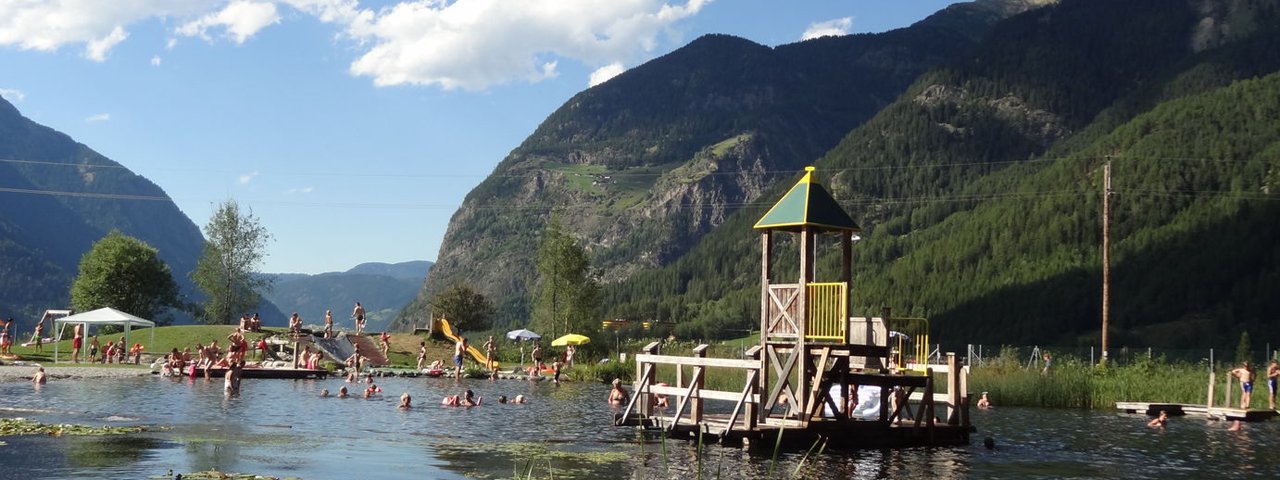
506;329;541;341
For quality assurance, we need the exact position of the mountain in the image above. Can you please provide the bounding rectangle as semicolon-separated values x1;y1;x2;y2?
262;261;432;332
604;0;1280;348
396;0;1047;330
347;260;433;280
0;97;206;324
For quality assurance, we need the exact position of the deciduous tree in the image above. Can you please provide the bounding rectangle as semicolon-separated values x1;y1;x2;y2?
430;284;493;333
70;231;179;321
191;199;272;324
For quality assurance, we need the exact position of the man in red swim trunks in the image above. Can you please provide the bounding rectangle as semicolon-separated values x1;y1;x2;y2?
71;323;84;363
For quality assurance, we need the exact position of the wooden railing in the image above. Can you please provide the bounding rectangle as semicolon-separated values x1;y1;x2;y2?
617;343;761;434
805;282;846;342
766;282;848;342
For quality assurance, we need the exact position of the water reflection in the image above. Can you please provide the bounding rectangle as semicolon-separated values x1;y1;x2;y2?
2;377;1279;479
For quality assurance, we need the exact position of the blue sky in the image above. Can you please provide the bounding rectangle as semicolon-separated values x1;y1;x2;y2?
0;0;960;274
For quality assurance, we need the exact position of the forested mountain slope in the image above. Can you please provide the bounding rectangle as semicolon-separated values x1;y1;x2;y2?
605;0;1280;348
0;97;206;322
397;0;1045;329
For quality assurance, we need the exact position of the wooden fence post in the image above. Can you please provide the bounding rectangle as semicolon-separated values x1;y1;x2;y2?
692;344;708;425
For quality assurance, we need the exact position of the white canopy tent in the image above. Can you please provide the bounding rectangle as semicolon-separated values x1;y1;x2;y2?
53;307;155;363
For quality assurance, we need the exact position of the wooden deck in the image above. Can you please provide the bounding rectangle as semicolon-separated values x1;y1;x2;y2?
617;341;973;450
624;412;972;449
1115;402;1277;422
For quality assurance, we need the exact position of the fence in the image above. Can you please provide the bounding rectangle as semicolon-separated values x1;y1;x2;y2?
965;344;1280;369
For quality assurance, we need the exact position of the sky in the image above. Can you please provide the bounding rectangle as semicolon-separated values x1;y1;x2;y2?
0;0;961;274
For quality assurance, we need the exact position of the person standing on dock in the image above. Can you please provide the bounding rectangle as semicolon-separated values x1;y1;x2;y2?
1230;361;1255;409
351;302;366;335
1266;360;1278;410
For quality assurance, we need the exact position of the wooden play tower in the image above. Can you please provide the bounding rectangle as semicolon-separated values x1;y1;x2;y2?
617;167;972;449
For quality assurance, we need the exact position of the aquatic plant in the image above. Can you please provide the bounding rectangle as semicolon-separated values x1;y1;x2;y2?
0;418;145;437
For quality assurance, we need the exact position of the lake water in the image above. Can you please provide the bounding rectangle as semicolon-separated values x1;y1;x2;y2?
1;375;1278;479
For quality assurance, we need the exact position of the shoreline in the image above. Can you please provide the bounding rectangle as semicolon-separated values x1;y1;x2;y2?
0;364;153;383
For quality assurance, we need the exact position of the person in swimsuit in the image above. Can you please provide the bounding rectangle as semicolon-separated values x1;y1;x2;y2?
32;367;47;385
1231;361;1256;409
324;309;334;338
88;336;100;362
0;318;12;356
608;378;628;405
31;319;44;352
1147;410;1168;428
483;336;497;373
977;392;992;409
1267;360;1279;410
454;337;467;378
72;323;84;363
416;341;428;371
351;302;366;335
398;392;412;409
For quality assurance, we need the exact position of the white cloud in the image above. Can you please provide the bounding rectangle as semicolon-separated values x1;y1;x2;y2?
151;55;163;66
238;170;259;184
0;88;25;102
85;25;129;61
588;62;626;87
287;186;315;194
0;1;210;59
801;17;852;41
346;0;710;90
177;1;281;44
0;0;709;90
85;113;111;122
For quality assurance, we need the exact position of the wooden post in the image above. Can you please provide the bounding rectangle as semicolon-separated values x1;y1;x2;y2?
759;231;771;424
1225;371;1233;409
1206;370;1215;409
692;345;708;425
1101;158;1112;364
642;342;659;417
745;346;761;429
797;227;811;417
947;353;959;425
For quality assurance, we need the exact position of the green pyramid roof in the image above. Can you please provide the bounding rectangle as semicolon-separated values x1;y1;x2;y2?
754;167;860;232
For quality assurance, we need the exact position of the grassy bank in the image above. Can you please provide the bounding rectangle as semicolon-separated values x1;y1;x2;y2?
971;349;1218;409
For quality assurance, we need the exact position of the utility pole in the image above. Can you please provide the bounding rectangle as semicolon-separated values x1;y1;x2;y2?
1101;157;1112;365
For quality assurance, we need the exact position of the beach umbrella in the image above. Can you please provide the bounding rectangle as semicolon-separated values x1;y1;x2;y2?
550;333;591;347
506;328;541;341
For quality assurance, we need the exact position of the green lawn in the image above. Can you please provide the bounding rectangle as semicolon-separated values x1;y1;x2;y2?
8;325;290;363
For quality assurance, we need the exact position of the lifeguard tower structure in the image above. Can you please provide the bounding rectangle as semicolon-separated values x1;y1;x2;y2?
616;167;972;449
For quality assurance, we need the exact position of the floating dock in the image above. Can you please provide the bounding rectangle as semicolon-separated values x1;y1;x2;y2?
615;167;973;450
1115;402;1277;422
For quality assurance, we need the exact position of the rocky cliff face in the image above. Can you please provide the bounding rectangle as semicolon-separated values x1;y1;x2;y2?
396;1;1054;329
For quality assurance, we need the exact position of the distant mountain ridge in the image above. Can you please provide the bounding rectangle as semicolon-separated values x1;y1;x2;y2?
0;96;206;324
262;261;432;333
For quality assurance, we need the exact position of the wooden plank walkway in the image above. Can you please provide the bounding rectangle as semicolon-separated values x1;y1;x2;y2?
1115;402;1278;422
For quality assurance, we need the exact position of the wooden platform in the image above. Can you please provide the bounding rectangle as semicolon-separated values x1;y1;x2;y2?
625;412;972;449
1116;402;1278;422
194;367;329;380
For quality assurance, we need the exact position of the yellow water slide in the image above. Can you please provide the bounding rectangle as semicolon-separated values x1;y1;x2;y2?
432;318;499;370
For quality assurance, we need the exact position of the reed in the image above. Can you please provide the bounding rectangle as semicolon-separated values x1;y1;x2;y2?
971;347;1211;408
